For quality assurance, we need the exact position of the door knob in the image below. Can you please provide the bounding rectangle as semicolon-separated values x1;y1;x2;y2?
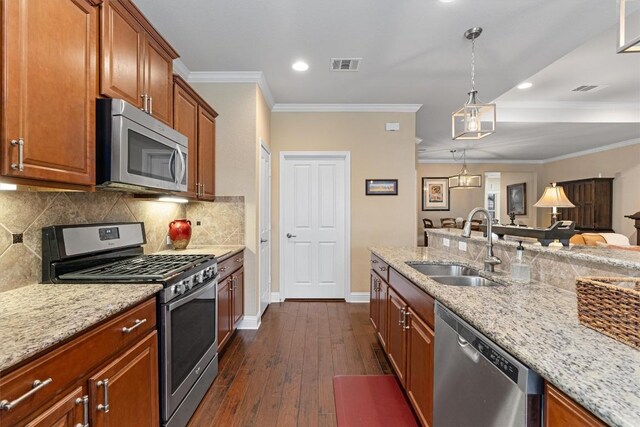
261;238;268;243
286;233;296;238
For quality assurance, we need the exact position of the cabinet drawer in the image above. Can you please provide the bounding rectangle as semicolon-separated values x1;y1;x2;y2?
0;298;156;426
218;251;244;280
371;254;389;282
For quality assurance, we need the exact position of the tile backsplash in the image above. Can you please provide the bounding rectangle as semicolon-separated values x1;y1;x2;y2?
0;192;245;293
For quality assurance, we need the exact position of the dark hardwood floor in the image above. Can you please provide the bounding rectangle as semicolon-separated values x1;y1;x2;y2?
188;301;391;427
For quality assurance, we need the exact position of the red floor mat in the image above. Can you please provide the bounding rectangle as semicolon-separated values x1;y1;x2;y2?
333;375;418;427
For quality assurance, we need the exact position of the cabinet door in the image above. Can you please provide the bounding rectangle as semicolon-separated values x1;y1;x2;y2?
545;383;604;427
143;35;173;125
232;268;244;327
218;277;232;350
100;0;144;107
369;273;379;330
197;106;216;200
173;81;199;198
2;0;97;185
387;287;407;386
406;308;434;427
377;280;389;350
89;332;159;427
24;387;85;427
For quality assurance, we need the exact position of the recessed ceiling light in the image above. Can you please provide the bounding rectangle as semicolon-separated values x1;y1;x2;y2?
292;61;309;72
517;82;533;89
438;0;455;3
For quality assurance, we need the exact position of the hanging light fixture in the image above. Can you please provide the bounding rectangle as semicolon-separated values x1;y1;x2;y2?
618;0;640;53
448;149;482;189
452;27;496;140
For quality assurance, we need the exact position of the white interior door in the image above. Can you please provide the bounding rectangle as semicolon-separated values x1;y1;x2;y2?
281;152;349;299
259;142;271;316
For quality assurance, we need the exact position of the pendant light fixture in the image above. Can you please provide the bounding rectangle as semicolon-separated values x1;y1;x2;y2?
618;0;640;53
452;27;496;140
448;149;482;189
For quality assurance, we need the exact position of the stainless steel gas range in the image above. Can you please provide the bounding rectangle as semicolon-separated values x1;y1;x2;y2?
42;222;218;427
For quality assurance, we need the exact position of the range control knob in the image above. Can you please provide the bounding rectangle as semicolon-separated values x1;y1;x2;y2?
174;283;186;295
184;279;193;290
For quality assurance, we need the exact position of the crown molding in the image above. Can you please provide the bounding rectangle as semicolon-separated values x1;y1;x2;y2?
272;103;423;113
417;138;640;165
172;58;190;80
495;100;640;123
186;71;275;108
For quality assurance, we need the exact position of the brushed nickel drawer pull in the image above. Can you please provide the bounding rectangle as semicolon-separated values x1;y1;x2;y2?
121;318;147;334
96;379;109;413
235;258;243;263
220;266;228;272
378;266;387;272
149;96;153;115
403;311;411;331
10;138;24;172
75;395;89;427
372;259;379;264
0;378;53;410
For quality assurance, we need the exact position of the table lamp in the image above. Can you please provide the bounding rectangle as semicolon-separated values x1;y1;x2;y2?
534;183;575;225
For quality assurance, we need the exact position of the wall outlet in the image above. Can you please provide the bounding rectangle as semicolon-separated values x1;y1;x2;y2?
458;241;467;252
166;236;172;246
443;238;450;247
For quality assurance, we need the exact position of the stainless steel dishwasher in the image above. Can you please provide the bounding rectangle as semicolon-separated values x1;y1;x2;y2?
434;302;543;427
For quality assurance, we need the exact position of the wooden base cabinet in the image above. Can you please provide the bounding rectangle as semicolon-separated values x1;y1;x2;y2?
406;308;434;427
0;298;159;427
2;0;97;187
217;253;244;351
545;383;605;427
387;287;408;387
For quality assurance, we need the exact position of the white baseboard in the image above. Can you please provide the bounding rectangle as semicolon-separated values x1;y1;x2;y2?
270;292;282;302
348;292;370;303
236;315;261;330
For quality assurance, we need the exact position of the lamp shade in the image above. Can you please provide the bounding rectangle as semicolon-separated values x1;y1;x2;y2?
534;183;575;208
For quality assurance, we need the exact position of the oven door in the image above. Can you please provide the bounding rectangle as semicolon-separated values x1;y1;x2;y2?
160;278;217;420
110;114;187;192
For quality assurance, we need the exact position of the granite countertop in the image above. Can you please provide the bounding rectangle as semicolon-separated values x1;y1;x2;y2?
0;284;162;372
157;245;245;262
370;246;640;427
429;228;640;270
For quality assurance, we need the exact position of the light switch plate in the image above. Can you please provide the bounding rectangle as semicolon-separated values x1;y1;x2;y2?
385;122;400;131
458;241;467;251
166;236;171;245
443;238;450;247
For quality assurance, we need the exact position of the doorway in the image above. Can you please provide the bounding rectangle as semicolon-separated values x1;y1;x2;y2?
485;172;501;223
259;141;271;316
280;152;351;299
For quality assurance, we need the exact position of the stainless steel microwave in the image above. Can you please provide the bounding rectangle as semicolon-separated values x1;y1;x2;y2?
96;99;188;193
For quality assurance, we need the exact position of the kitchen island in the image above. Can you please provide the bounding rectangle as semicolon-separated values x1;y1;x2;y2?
370;245;639;427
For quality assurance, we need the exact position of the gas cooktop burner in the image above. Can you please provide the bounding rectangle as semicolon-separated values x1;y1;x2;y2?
60;254;214;281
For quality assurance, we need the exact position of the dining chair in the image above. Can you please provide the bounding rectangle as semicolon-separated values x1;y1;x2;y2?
423;218;434;246
440;218;456;228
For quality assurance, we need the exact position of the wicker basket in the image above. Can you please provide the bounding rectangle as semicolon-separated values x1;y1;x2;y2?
576;277;640;350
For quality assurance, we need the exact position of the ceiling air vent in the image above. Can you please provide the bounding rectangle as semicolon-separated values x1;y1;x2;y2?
571;85;608;93
331;58;361;71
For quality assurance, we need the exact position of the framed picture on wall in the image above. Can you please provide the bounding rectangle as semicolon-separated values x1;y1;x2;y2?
507;182;527;215
422;177;450;211
365;179;398;195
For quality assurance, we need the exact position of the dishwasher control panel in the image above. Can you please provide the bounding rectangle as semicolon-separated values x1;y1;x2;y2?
475;339;519;383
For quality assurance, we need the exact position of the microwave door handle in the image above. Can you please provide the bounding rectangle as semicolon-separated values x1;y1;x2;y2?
176;145;186;185
168;150;177;182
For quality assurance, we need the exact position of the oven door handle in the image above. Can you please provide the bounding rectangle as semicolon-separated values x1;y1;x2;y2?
167;277;217;311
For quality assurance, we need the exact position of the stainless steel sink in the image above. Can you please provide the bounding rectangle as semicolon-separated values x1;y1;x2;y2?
429;276;502;287
406;263;479;277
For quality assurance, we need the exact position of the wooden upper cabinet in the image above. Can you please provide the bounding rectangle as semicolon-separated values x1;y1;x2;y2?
100;0;178;125
89;332;159;427
545;383;605;427
197;106;216;200
173;75;218;200
143;35;173;125
173;81;199;198
100;0;144;107
2;0;97;186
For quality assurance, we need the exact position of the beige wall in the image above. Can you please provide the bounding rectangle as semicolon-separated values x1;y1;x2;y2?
192;82;261;316
416;163;540;244
271;112;417;296
539;142;640;241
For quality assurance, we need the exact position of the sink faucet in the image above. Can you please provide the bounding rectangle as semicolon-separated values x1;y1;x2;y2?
462;207;502;272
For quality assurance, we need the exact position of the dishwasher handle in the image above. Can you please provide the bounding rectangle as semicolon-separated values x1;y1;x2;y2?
457;335;480;363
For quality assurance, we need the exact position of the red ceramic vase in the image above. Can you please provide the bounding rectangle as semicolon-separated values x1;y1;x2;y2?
168;219;192;250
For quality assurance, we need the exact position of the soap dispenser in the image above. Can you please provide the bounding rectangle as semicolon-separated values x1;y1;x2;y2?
511;241;531;284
